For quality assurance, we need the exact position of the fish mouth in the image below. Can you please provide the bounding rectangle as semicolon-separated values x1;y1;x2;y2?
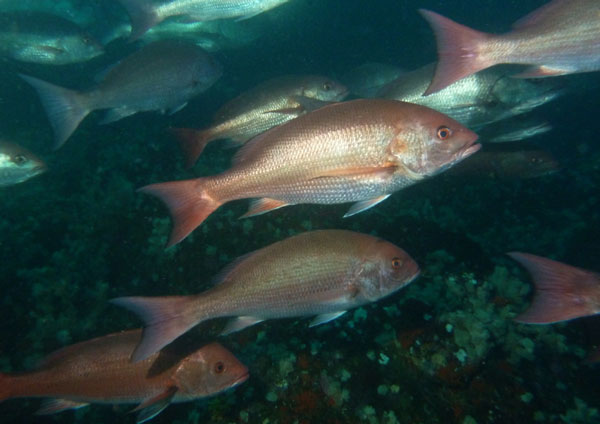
459;142;481;160
232;371;250;387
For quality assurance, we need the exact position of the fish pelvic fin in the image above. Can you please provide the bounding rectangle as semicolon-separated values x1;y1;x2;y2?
132;386;177;424
221;316;264;335
20;74;89;149
419;9;493;95
36;399;90;415
508;252;600;324
171;127;215;168
240;198;290;218
138;179;221;247
111;296;202;362
116;0;161;41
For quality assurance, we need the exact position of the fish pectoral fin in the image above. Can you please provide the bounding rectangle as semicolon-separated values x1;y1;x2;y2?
344;194;391;217
309;311;347;327
311;165;398;180
264;97;335;116
38;45;66;54
168;102;188;115
35;399;90;415
132;386;178;424
513;65;570;78
240;198;290;218
263;105;303;115
221;316;264;335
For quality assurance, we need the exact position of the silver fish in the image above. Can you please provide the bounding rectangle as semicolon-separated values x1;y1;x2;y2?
341;62;405;98
113;230;420;361
0;12;103;65
0;141;46;187
21;40;222;148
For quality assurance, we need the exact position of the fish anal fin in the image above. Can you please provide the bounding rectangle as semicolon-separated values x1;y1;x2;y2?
36;399;89;415
309;311;347;327
221;316;264;335
132;386;177;424
344;194;391;217
240;198;289;218
508;252;600;324
513;65;569;79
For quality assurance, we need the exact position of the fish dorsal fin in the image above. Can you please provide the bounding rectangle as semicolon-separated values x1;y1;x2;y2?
221;316;264;335
231;126;279;165
309;311;347;327
512;0;567;30
132;386;178;424
210;250;260;286
36;399;89;415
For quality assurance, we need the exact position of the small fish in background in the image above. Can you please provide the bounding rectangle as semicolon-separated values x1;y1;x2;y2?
420;0;600;94
0;11;104;65
378;63;562;129
0;330;248;423
0;141;46;187
117;0;291;41
20;40;222;149
173;75;348;167
113;230;420;361
140;99;479;246
341;62;405;98
486;120;552;143
508;252;600;324
446;147;560;179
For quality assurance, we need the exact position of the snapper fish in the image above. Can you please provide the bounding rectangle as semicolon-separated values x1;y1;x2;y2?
113;230;420;361
0;141;46;187
141;99;479;247
21;40;222;149
0;330;248;423
420;0;600;94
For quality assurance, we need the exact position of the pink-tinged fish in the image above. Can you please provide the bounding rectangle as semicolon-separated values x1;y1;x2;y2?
21;40;222;148
508;252;600;324
140;99;479;247
0;330;248;423
173;74;348;167
113;230;420;361
420;0;600;94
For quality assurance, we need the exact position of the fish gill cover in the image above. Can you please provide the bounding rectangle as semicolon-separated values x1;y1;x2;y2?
0;0;599;423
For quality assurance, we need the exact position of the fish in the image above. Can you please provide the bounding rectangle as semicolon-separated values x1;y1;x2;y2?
0;329;248;423
0;141;46;187
378;63;562;129
112;230;420;361
173;75;348;167
117;0;290;41
446;147;559;179
140;98;480;247
21;40;222;149
508;252;600;324
0;11;104;65
420;0;600;94
486;120;552;143
341;62;405;98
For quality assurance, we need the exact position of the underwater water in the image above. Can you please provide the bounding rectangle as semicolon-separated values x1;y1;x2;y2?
0;0;600;423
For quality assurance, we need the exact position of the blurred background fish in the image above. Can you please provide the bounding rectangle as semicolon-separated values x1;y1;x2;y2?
0;141;46;187
341;62;404;98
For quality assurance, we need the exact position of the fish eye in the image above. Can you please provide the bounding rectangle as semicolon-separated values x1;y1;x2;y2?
13;155;27;165
323;83;331;91
436;126;452;140
214;361;225;374
391;257;403;269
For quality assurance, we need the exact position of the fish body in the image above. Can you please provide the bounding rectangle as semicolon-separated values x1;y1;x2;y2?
0;11;103;65
379;63;562;129
0;330;248;423
21;40;222;148
420;0;600;94
485;120;552;143
0;141;46;187
117;0;290;40
341;62;405;98
141;99;479;246
113;230;420;361
174;75;348;166
508;252;600;324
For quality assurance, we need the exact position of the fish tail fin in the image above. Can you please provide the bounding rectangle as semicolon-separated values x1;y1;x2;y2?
171;128;215;168
419;9;493;95
508;252;599;324
116;0;160;41
138;179;221;247
20;74;89;149
111;296;203;362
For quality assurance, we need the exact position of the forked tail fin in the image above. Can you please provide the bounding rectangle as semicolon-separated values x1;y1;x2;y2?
419;9;494;95
138;179;221;247
171;128;214;168
116;0;161;41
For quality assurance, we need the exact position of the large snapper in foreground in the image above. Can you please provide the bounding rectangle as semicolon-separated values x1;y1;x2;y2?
141;99;479;247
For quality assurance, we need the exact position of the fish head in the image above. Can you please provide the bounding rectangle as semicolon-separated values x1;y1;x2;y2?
0;142;46;186
496;149;561;179
301;76;349;102
391;105;480;177
186;53;223;96
173;342;248;397
490;75;563;114
358;239;420;301
49;32;104;64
